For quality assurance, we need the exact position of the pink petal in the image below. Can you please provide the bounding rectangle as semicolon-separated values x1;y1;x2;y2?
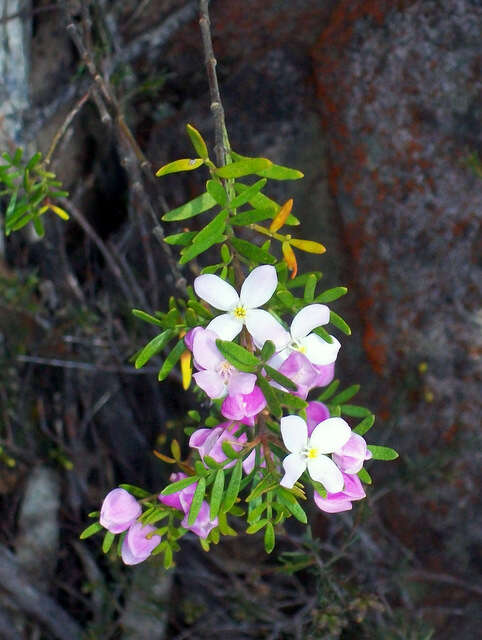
121;523;161;565
306;401;330;436
194;274;239;310
313;492;353;513
192;328;223;370
333;433;369;474
227;371;256;396
245;308;290;349
309;417;351;454
290;304;330;340
278;352;318;399
181;501;218;539
280;415;308;453
193;370;226;399
312;362;335;388
100;488;141;534
221;386;266;420
206;313;243;341
239;265;278;308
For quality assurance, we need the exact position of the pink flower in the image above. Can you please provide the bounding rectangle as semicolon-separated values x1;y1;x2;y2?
121;522;161;565
191;328;256;399
158;473;218;539
306;401;331;436
313;472;366;513
100;488;141;534
221;385;266;421
274;351;318;399
312;362;336;388
189;423;247;468
333;433;372;475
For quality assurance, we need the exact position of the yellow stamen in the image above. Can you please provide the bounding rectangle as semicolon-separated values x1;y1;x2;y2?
233;305;247;319
307;448;318;459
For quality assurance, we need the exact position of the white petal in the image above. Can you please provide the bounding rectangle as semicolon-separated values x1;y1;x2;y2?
206;314;243;341
239;265;277;309
280;415;308;453
307;455;344;493
245;309;290;350
266;348;290;369
290;304;330;340
300;333;341;365
194;274;239;311
280;453;306;488
309;417;351;454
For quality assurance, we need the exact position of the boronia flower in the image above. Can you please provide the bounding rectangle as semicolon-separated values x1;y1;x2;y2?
193;265;287;348
189;422;247;469
313;472;366;513
100;488;141;534
221;385;266;421
333;432;372;475
121;522;161;565
191;328;256;399
280;415;351;492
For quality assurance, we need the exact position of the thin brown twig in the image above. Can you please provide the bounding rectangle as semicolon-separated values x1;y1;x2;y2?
44;89;92;167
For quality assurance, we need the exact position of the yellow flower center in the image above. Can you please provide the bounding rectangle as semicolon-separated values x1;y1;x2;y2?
307;447;319;459
292;341;306;354
233;305;247;320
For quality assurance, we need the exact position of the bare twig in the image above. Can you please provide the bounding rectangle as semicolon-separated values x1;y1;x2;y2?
44;89;92;167
199;0;230;166
16;355;159;375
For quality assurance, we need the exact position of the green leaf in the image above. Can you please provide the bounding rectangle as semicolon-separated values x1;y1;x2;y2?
132;309;166;328
315;287;348;303
331;384;360;405
157;339;186;381
276;491;307;523
230;208;273;226
188;410;201;422
246;473;279;502
246;519;269;534
215;158;272;178
257;163;304;181
264;522;275;553
221;244;231;263
164;231;197;246
317;379;340;401
192;209;229;246
206;179;228;206
160;475;198;495
233;183;300;225
221;441;241;459
187;477;206;526
260;340;276;362
215;339;259;372
135;330;173;368
340;404;371;418
353;414;375;436
25;151;42;171
313;326;333;344
256;375;281;419
247;502;267;524
230;237;276;265
229;178;267;209
179;232;225;264
304;274;317;303
210;469;225;520
119;484;151;498
275;388;308;410
162;192;217;221
286;272;323;289
221;459;242;512
330;310;351;335
79;521;103;539
264;365;297;391
186;124;209;159
187;300;213;320
358;467;372;484
156;158;204;177
367;445;399;461
102;531;115;554
32;215;45;237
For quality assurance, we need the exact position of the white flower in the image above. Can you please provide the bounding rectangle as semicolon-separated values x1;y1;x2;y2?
270;304;341;367
194;265;288;348
280;415;351;492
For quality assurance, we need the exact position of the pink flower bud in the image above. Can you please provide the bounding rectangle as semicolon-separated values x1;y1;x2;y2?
100;488;141;533
332;433;372;475
181;501;218;539
189;423;247;468
306;401;331;436
121;522;161;565
277;352;318;399
221;385;266;420
314;472;366;513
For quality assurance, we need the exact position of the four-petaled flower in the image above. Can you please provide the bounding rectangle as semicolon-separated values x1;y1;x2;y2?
194;265;287;348
280;415;351;493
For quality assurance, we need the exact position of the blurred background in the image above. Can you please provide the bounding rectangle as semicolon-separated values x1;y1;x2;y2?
0;1;480;638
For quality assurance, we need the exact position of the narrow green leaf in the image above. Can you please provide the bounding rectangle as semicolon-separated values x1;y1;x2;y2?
79;521;103;539
245;473;279;502
119;484;151;498
162;192;217;222
230;237;276;265
187;477;206;526
32;215;45;237
313;326;333;343
179;232;225;264
216;339;259;372
275;388;308;410
135;330;173;368
256;375;281;419
330;310;351;335
210;469;225;520
331;384;360;405
358;467;372;484
367;445;399;461
315;287;348;303
303;274;317;303
246;519;269;534
277;491;307;523
192;209;228;245
164;231;197;246
286;272;323;289
257;163;304;181
25;151;42;171
163;545;173;569
88;511;100;518
229;178;267;209
221;459;242;512
186;124;209;159
221;244;231;263
233;183;300;225
160;475;198;495
353;414;375;436
215;158;272;178
132;309;166;328
206;179;228;206
156;158;204;177
264;522;275;553
230;208;273;226
317;379;340;401
264;365;297;391
221;441;241;459
188;410;201;422
187;300;213;320
260;340;276;362
102;531;115;554
247;502;267;524
340;404;371;418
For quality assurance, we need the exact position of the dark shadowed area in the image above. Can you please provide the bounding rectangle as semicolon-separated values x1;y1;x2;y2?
0;1;480;638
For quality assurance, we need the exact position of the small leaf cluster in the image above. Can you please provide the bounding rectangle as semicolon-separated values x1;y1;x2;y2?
0;148;69;237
